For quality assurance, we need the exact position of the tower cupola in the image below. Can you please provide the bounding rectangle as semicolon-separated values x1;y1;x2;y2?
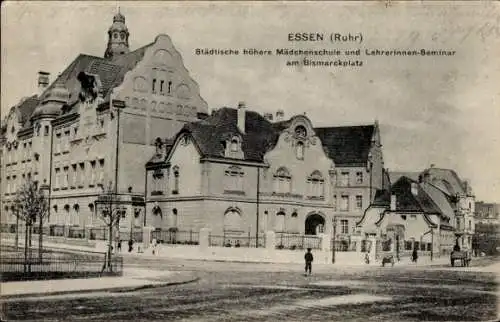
104;9;130;59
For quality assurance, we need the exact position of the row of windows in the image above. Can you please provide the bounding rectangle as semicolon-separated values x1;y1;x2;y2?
333;195;363;211
4;174;33;194
54;159;105;190
337;171;364;187
4;141;34;164
151;166;180;195
152;78;173;95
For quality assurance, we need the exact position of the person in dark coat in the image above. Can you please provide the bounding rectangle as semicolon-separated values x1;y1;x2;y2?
304;248;314;276
128;239;134;252
117;240;122;252
412;247;418;263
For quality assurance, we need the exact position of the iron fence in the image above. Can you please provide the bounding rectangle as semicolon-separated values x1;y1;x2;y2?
208;234;265;248
330;239;357;252
275;233;321;250
68;228;86;239
0;246;123;281
117;230;143;243
151;230;199;245
89;228;109;240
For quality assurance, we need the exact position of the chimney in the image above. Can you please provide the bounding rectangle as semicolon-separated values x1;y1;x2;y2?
237;101;246;134
263;113;273;122
276;109;284;122
390;194;396;211
38;71;50;95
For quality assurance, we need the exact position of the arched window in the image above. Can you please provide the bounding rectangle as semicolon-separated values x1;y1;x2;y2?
291;212;299;233
273;167;292;194
172;166;179;194
275;211;285;232
152;169;164;194
168;208;177;228
224;208;243;233
296;142;305;159
224;166;244;191
307;170;325;198
295;125;307;138
230;138;239;152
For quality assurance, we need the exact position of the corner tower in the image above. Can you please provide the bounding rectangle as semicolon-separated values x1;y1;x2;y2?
104;10;130;59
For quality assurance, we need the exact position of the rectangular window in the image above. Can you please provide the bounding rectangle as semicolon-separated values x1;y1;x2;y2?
55;133;62;153
44;125;50;136
55;168;61;188
340;219;349;234
90;160;96;186
338;172;349;187
63;167;69;187
79;163;85;187
340;195;349;211
71;164;77;187
333;195;337;210
98;159;105;185
356;171;363;184
12;175;17;192
355;195;363;210
64;131;70;151
160;80;165;93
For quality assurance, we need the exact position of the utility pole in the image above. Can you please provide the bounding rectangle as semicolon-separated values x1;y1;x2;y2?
332;216;337;263
255;167;260;248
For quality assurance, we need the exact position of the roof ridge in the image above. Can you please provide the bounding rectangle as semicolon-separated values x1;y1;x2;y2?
315;124;374;129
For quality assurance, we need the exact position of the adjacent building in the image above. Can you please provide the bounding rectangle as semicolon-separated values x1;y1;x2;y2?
475;201;500;225
357;167;476;256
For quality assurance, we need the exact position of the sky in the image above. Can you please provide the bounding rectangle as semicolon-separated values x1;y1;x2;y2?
1;1;499;202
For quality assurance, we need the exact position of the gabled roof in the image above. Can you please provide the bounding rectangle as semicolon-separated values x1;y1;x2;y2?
12;43;153;129
420;182;455;219
389;171;420;184
374;176;442;214
314;125;375;166
421;167;467;196
164;107;280;163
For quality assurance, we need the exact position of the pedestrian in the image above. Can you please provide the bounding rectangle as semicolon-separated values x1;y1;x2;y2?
128;239;133;252
152;238;157;255
304;248;313;276
117;240;122;252
412;247;418;263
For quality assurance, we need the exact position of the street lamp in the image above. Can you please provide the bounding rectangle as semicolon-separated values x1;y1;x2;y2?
332;216;337;264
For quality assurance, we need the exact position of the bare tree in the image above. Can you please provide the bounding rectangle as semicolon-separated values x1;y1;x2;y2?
95;181;125;272
13;179;49;272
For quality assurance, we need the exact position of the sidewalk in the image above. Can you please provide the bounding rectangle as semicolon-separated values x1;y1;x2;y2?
0;268;198;299
0;238;478;268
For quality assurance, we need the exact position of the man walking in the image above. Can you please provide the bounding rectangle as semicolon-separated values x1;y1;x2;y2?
304;248;313;276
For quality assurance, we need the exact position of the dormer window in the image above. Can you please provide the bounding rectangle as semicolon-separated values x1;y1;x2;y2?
230;138;238;152
181;136;189;146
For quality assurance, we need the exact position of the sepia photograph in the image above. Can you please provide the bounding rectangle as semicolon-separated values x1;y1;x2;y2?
1;1;499;321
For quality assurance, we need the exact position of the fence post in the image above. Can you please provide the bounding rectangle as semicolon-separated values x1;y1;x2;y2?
142;226;154;250
199;228;211;250
320;233;331;251
265;231;276;250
